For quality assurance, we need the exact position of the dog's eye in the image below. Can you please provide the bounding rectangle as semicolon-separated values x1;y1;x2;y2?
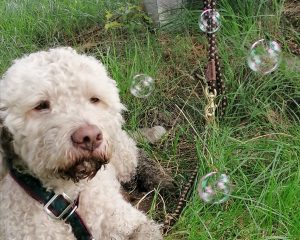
34;100;50;111
90;97;100;104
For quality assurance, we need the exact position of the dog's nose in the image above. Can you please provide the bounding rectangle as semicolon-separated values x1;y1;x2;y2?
71;125;102;151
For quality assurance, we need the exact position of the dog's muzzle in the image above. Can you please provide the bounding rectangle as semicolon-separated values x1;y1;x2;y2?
58;156;109;182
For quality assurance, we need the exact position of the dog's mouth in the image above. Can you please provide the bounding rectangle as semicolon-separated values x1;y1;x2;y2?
58;156;109;182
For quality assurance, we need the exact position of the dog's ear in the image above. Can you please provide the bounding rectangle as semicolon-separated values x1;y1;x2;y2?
0;121;8;180
0;78;9;179
0;79;9;179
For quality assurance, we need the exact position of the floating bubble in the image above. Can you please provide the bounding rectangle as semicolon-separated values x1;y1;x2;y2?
198;9;221;34
198;172;232;204
130;74;154;98
247;39;281;74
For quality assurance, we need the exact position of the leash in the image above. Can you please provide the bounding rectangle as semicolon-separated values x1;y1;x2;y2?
163;0;226;233
203;0;226;122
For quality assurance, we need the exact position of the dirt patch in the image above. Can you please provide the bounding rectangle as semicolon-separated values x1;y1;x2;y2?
283;0;300;30
122;149;178;219
283;0;300;56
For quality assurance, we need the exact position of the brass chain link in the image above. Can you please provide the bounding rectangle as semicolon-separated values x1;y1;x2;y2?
204;87;217;123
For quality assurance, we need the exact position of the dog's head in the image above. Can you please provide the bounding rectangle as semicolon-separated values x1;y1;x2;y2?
0;47;125;182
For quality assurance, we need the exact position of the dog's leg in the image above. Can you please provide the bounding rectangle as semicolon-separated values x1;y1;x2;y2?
80;169;163;240
110;130;138;183
107;198;162;240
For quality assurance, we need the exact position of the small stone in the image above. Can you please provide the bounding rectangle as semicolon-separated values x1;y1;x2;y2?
138;126;167;144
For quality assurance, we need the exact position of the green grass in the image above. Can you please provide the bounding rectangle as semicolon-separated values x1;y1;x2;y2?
1;0;300;239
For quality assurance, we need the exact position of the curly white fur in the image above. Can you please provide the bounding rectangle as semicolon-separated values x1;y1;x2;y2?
0;47;162;240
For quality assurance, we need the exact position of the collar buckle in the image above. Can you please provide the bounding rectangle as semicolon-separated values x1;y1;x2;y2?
43;193;78;221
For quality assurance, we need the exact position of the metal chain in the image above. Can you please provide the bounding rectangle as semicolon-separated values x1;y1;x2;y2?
163;0;226;234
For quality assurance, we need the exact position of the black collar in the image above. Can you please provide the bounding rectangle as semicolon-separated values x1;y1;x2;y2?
9;166;94;240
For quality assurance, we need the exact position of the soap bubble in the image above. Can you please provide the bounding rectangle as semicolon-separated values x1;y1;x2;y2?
247;39;281;74
198;9;221;33
130;74;154;98
198;172;232;204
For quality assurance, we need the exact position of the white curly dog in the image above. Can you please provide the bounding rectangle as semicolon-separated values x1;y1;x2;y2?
0;47;162;240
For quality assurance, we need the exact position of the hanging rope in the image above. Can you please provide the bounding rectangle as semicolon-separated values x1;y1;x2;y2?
162;0;226;234
203;0;226;122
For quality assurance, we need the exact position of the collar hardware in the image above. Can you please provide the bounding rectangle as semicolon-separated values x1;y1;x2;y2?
43;193;78;221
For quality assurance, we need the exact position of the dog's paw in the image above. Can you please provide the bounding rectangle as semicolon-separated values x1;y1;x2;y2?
129;222;163;240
